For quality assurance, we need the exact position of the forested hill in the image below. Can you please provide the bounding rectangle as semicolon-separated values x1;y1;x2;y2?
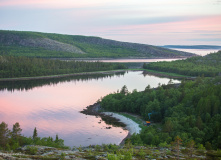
143;51;221;77
0;30;195;58
101;77;221;149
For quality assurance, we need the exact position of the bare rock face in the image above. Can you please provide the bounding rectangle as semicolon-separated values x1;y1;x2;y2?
0;34;85;54
19;38;85;54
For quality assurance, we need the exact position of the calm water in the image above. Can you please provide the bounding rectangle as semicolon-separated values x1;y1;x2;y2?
92;58;182;63
168;48;220;56
0;71;180;147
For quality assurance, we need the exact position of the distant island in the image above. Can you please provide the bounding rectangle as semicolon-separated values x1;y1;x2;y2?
162;45;221;50
0;30;195;58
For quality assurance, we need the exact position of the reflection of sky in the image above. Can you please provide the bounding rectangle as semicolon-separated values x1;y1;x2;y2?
0;0;220;45
0;71;178;147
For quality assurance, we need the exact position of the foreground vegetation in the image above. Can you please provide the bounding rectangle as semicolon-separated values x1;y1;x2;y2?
0;122;67;151
1;121;221;159
101;76;221;150
1;135;221;159
0;55;127;78
143;51;221;77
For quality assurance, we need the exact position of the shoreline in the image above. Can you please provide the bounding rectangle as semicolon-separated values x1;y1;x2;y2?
80;103;141;145
0;70;126;82
103;112;141;145
0;69;194;82
143;70;195;80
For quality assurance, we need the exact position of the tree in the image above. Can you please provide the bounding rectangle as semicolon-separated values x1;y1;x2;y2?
33;127;38;140
12;122;22;141
120;85;128;95
186;140;195;158
164;120;173;134
0;122;10;149
205;141;212;150
196;116;203;130
172;136;182;160
55;134;59;143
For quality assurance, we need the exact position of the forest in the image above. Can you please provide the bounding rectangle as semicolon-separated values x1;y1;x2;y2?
100;76;221;149
0;55;127;78
143;51;221;77
0;122;67;151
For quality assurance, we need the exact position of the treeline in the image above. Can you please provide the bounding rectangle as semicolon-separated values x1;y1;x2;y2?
0;56;127;78
100;77;221;149
143;51;221;77
0;122;67;151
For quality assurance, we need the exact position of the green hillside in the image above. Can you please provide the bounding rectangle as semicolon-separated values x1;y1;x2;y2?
0;30;195;58
101;77;221;150
143;51;221;77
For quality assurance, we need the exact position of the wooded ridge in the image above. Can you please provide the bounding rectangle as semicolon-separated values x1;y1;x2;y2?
143;51;221;77
0;30;195;58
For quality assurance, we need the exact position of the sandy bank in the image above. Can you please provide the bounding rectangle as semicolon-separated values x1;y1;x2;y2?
103;112;141;135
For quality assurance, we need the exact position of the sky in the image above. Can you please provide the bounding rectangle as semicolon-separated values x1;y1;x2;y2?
0;0;221;45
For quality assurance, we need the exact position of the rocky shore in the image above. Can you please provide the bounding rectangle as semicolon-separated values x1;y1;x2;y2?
80;102;141;145
0;144;210;160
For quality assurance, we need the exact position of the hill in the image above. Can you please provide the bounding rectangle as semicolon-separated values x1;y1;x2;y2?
0;30;195;58
143;51;221;77
101;76;221;150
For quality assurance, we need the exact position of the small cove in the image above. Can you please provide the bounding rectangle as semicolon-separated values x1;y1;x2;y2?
0;71;180;147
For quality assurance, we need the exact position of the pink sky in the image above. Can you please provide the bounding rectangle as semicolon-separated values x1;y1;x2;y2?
0;0;220;45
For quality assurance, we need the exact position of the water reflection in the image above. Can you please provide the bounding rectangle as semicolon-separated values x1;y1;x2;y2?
0;72;126;92
0;71;180;147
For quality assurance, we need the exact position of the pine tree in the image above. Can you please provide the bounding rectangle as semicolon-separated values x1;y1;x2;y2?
186;140;195;158
120;85;128;95
172;136;182;160
12;122;22;141
0;122;10;149
55;134;59;143
33;127;38;140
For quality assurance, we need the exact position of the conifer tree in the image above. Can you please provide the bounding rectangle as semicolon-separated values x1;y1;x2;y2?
33;127;38;140
0;122;10;149
172;136;182;160
12;122;22;141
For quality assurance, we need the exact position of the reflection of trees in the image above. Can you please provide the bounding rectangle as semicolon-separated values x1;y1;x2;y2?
0;72;125;92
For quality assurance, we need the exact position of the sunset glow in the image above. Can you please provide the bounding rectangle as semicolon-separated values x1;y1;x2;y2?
0;0;220;47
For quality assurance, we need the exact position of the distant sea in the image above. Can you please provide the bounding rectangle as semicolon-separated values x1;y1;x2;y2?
168;48;220;56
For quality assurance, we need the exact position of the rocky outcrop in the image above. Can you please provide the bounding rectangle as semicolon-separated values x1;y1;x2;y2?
0;34;85;54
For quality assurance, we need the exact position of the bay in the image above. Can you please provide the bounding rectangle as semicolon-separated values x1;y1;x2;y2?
0;71;180;147
167;48;220;56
